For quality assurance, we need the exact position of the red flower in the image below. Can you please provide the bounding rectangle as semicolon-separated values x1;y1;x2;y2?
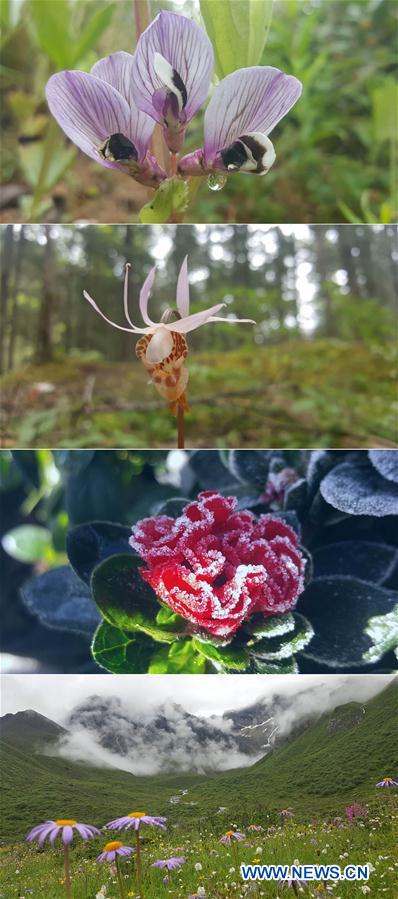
130;492;306;640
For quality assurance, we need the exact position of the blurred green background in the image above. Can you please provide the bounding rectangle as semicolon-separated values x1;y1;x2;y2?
0;0;397;224
1;223;397;448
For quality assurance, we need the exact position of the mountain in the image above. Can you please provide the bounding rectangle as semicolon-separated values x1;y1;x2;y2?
67;695;250;771
1;680;397;843
0;710;66;743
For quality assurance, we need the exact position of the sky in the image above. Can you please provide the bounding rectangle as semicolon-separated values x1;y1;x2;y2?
2;673;393;723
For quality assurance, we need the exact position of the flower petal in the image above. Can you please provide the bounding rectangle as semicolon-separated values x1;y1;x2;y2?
140;266;157;326
131;10;214;123
145;327;174;364
83;290;147;333
46;70;134;170
176;256;190;318
204;66;302;164
90;51;155;160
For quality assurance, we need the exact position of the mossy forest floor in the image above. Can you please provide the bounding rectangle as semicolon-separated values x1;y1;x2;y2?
1;340;397;448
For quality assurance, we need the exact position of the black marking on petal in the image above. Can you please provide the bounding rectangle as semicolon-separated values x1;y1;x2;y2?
221;135;267;173
171;69;187;109
240;135;267;166
99;133;138;162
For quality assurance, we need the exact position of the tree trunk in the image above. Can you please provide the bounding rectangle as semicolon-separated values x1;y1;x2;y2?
36;226;56;364
0;225;14;374
7;226;26;371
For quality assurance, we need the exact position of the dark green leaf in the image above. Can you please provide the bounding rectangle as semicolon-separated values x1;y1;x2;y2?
300;576;398;667
313;541;398;585
192;637;249;671
92;621;154;673
22;565;100;636
67;520;132;584
90;552;159;630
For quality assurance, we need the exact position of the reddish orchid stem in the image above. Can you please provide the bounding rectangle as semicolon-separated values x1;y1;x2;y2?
177;405;185;448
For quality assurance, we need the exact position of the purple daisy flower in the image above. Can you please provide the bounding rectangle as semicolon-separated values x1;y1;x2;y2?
218;830;246;845
376;777;398;787
247;824;264;832
26;818;100;846
179;65;302;178
131;10;214;154
97;840;135;863
151;856;187;871
281;877;309;891
279;808;294;818
46;52;166;187
106;811;167;831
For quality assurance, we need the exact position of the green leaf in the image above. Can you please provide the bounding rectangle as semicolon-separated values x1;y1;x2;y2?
30;0;73;69
139;178;189;224
72;4;115;66
148;641;206;674
200;0;273;79
192;637;249;671
250;613;314;661
372;80;398;144
363;608;398;664
251;656;299;674
246;612;295;641
92;621;154;673
91;552;159;628
91;553;188;642
2;525;52;563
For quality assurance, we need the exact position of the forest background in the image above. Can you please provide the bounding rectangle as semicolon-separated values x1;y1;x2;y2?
1;223;397;448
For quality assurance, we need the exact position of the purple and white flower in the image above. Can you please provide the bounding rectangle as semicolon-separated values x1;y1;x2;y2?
179;66;302;178
106;811;167;831
151;856;187;870
218;830;246;845
46;52;166;187
132;10;214;153
376;777;398;787
97;840;135;863
26;818;100;846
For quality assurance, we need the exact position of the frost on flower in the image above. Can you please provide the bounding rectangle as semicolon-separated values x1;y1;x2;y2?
130;491;306;640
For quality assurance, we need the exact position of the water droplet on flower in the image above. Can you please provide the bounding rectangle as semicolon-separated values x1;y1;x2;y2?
207;173;227;191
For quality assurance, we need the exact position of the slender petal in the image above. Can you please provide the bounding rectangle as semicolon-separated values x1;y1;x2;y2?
139;266;157;326
164;305;255;335
49;826;61;845
131;10;214;123
203;66;302;164
145;327;174;364
62;826;74;845
176;256;190;318
83;290;146;334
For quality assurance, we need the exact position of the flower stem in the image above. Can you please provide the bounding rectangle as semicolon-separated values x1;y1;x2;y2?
135;830;144;898
63;844;72;899
170;152;178;177
116;856;126;899
177;405;185;448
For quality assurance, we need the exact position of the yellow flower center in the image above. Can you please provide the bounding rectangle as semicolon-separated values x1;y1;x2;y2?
104;841;123;851
383;777;393;782
225;830;235;836
128;812;146;818
55;820;77;826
